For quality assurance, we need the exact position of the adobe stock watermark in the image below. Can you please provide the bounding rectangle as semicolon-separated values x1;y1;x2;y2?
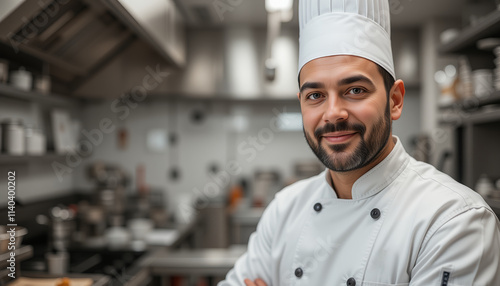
389;0;413;15
177;106;301;222
51;65;169;182
212;0;245;21
7;0;71;53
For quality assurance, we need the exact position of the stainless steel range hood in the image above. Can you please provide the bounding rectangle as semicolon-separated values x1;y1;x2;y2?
0;0;185;91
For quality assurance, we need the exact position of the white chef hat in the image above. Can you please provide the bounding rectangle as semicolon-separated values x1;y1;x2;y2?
298;0;395;80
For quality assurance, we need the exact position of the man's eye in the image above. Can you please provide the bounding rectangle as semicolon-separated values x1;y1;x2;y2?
307;93;321;100
349;88;364;95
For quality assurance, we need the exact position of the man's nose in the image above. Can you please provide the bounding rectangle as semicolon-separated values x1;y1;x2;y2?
322;95;348;123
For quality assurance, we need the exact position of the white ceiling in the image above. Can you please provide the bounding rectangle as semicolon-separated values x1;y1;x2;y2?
177;0;468;28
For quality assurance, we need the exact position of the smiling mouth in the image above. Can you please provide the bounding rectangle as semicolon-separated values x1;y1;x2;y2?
322;132;357;144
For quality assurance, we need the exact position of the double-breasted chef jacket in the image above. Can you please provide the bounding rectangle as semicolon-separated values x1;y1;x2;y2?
219;136;500;286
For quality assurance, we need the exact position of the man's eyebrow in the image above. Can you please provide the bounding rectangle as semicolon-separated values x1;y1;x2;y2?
299;75;375;93
299;82;325;93
338;75;375;88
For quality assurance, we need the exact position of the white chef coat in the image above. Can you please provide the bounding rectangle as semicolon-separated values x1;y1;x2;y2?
219;136;500;286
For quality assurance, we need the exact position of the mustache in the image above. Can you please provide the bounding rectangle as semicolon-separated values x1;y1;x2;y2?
314;121;366;140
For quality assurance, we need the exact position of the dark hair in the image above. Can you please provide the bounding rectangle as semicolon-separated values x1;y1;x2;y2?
376;64;395;98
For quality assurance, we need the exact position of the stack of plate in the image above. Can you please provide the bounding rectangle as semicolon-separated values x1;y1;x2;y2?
494;46;500;90
472;69;493;97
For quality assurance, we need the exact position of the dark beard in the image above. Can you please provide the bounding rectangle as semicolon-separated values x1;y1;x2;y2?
304;104;391;172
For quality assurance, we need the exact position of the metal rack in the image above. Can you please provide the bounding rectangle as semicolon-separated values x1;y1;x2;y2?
438;10;500;191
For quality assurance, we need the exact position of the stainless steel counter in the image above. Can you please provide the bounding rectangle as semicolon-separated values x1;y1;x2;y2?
141;245;246;276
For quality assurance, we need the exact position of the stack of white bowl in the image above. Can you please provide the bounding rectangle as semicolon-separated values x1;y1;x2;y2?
494;46;500;91
472;69;494;97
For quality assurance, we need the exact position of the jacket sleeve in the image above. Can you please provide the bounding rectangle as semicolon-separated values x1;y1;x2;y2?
410;206;500;286
218;199;279;286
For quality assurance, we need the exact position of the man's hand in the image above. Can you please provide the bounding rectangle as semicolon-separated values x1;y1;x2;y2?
244;278;268;286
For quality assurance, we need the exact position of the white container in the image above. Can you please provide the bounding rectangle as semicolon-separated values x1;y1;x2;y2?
10;67;32;91
3;121;25;155
106;226;130;247
472;69;493;97
26;128;46;155
127;218;153;241
46;252;69;275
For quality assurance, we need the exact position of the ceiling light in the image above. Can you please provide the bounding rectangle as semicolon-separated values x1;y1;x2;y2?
265;0;293;13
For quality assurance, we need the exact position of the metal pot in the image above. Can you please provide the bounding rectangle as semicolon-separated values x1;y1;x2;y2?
36;206;76;251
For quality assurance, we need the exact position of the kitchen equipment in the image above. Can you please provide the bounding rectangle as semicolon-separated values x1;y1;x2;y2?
127;218;153;241
87;163;130;219
45;251;69;275
435;65;459;107
35;74;51;94
97;188;126;216
0;60;8;83
26;126;46;155
0;225;27;253
253;170;281;207
51;110;75;153
77;202;106;238
105;226;130;247
458;56;473;98
1;119;25;155
472;69;493;97
145;229;179;246
37;206;76;252
10;66;32;91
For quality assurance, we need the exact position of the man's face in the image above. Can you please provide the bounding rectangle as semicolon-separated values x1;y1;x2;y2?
298;55;392;172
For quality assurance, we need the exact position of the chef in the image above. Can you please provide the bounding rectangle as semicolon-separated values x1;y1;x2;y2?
219;0;500;285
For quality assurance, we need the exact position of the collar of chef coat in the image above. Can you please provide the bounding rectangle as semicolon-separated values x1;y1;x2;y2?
324;136;410;200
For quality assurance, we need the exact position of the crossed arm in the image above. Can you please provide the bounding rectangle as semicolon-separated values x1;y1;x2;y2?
243;279;267;286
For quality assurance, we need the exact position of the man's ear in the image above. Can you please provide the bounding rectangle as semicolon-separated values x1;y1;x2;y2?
297;92;301;100
389;79;405;121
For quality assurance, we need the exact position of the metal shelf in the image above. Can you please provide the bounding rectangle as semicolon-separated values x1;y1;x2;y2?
439;92;500;111
0;153;66;165
438;93;500;126
439;9;500;54
0;84;78;107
